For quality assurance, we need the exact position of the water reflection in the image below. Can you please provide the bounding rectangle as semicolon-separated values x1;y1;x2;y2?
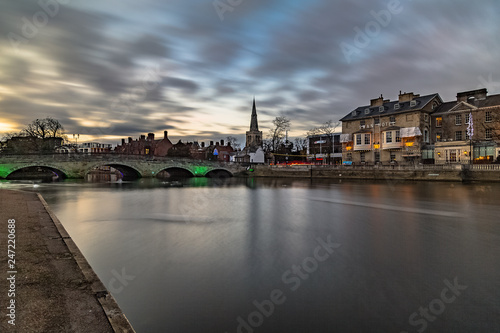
1;178;499;332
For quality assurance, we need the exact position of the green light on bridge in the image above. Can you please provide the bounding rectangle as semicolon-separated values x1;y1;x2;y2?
192;166;209;176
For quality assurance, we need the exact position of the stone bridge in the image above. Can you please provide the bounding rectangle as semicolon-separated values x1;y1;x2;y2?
0;154;248;179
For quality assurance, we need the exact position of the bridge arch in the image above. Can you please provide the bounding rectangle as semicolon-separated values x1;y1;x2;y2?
86;163;142;180
205;168;233;178
156;167;194;178
6;164;68;180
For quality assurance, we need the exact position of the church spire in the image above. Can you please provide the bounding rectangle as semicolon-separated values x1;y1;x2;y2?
250;97;259;131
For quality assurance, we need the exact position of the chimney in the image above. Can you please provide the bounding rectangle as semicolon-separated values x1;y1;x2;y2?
220;139;224;146
210;140;214;146
140;135;146;141
164;131;168;139
128;137;132;143
370;94;384;106
121;139;125;145
399;91;420;103
457;88;487;102
147;133;154;141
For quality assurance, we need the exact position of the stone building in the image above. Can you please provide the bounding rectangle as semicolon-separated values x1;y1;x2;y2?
339;92;442;164
114;131;173;156
431;88;500;164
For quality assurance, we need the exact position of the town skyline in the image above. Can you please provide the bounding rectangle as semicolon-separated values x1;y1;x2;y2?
1;0;500;144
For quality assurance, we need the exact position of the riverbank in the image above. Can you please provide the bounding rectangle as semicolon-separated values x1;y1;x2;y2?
248;165;500;182
0;189;135;332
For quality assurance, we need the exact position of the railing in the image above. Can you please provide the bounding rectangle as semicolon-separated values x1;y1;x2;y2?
269;164;464;171
470;164;500;171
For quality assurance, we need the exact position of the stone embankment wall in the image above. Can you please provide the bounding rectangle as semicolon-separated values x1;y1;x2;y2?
249;165;500;182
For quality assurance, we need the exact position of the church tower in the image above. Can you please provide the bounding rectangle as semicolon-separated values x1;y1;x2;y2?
245;98;263;149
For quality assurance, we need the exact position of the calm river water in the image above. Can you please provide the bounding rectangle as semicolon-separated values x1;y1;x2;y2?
2;178;499;333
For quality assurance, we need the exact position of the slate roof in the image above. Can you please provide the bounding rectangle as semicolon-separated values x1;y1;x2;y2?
433;93;500;115
340;93;440;122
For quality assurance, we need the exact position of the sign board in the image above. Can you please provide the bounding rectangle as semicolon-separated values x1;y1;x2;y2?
342;161;353;165
314;140;326;144
213;148;219;156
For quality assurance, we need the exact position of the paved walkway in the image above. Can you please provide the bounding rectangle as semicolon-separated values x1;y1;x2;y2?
0;189;134;333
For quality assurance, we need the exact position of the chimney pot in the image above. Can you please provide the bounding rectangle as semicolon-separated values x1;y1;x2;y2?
164;131;168;139
128;137;132;143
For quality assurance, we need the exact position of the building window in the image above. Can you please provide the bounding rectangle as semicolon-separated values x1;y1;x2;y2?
450;150;457;162
364;134;370;145
395;130;401;142
424;114;429;122
394;103;400;110
145;148;150;154
465;113;470;124
356;134;362;145
375;152;380;163
436;117;442;127
485;111;492;122
346;152;352;161
386;131;392;143
424;129;429;143
389;116;396;124
360;120;365;127
485;128;492;140
345;122;349;129
374;118;380;125
465;131;470;140
406;114;413;121
390;153;396;162
436;132;442;141
432;102;438;110
455;115;462;125
455;131;462;141
410;100;417;107
360;152;365;163
379;106;384;112
365;108;370;114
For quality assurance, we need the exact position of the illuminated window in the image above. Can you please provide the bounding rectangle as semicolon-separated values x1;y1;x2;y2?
455;131;462;141
485;111;492;122
145;148;150;154
395;130;401;143
455;115;462;125
436;117;442;127
485;128;492;139
436;133;442;141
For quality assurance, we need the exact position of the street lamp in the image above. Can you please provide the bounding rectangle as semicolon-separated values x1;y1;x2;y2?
467;112;474;165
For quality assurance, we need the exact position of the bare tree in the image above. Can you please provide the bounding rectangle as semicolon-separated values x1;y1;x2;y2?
267;116;291;152
307;120;339;137
225;136;241;150
23;117;65;139
294;137;308;152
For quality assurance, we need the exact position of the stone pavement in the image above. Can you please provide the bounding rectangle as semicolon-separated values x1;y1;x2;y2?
0;189;135;333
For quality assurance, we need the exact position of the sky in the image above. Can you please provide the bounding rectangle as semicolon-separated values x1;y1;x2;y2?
1;0;500;146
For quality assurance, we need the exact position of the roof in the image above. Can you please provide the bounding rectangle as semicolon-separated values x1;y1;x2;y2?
433;93;500;115
340;93;440;122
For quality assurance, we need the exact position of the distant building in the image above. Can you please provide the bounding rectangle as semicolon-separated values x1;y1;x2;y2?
234;98;265;164
3;136;63;154
114;131;173;156
308;133;342;164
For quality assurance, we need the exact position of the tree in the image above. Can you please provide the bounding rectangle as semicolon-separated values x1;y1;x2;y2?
267;116;291;152
307;120;339;137
23;117;65;139
225;136;241;150
294;137;308;152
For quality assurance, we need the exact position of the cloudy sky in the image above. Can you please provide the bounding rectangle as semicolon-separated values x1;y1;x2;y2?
1;0;500;145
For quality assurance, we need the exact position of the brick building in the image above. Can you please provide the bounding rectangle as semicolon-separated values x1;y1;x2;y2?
431;88;500;164
114;131;173;156
339;92;442;164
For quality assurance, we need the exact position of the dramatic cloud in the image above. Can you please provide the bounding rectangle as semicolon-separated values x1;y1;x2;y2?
1;0;499;145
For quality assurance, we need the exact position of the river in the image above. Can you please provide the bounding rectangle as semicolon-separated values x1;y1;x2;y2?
1;178;499;333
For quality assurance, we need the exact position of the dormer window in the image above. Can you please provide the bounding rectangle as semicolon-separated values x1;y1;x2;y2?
410;100;417;107
352;111;356;116
379;106;384;112
394;103;400;110
365;108;370;114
